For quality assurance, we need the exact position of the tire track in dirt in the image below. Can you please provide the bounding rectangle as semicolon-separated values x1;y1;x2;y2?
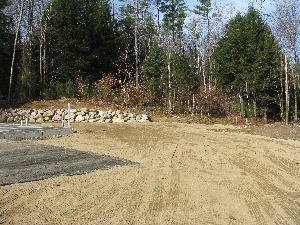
231;153;300;225
1;123;300;225
194;129;300;225
264;152;300;177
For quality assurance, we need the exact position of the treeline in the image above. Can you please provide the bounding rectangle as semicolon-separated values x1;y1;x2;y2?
0;0;299;122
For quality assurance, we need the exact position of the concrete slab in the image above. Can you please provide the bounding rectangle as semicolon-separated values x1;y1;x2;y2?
0;140;137;186
0;123;72;140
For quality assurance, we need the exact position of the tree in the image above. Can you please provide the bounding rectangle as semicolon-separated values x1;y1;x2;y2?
160;0;186;111
143;40;168;103
214;7;282;119
46;0;117;96
116;4;136;84
160;0;186;44
8;0;25;101
171;52;198;111
193;0;211;90
273;0;300;122
0;0;13;99
134;0;139;88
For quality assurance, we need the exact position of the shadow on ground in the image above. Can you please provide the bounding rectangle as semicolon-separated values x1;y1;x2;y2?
0;141;137;186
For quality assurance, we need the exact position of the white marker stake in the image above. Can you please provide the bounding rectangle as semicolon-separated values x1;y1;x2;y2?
20;120;23;127
25;118;28;126
68;103;71;128
61;112;65;128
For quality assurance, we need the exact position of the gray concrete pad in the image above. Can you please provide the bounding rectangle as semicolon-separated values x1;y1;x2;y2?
0;140;137;186
0;123;72;140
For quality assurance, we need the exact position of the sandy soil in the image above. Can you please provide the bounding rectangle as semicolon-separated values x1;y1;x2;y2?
242;125;300;141
0;122;299;225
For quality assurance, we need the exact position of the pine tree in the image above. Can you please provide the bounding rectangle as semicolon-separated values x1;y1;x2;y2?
193;0;211;22
193;0;212;90
160;0;186;43
143;41;168;103
214;7;282;119
47;0;117;95
171;52;198;110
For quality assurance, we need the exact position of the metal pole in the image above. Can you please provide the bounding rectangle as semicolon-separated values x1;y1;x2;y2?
68;103;71;128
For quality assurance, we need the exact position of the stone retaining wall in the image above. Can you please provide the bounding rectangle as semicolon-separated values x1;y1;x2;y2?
0;108;151;123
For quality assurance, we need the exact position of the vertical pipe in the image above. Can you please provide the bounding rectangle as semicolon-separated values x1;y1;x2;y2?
68;103;71;128
61;112;65;128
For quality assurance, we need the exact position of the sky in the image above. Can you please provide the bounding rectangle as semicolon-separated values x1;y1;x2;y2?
188;0;275;13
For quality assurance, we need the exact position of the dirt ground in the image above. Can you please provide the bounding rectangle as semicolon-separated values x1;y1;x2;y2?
0;141;134;186
242;125;300;141
0;122;299;225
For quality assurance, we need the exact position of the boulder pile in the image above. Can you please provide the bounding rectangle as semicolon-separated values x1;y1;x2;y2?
0;108;151;123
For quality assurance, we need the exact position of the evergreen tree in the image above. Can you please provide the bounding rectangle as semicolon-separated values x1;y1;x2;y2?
160;0;186;43
0;0;12;99
143;41;168;103
171;52;197;108
214;7;282;118
116;1;155;85
47;0;117;95
115;4;136;83
193;0;212;90
193;0;211;22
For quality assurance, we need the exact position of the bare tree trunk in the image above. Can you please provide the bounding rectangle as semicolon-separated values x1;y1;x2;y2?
285;54;289;125
39;0;45;96
202;62;206;91
245;82;250;118
134;0;139;89
8;0;25;101
27;0;34;70
43;0;53;84
24;0;35;98
292;66;298;121
208;72;211;91
192;94;195;115
156;0;160;31
112;0;115;20
168;52;172;112
264;108;268;122
39;23;43;94
207;13;211;92
280;55;284;120
253;100;257;118
43;6;48;85
294;82;298;121
239;93;244;118
172;89;176;112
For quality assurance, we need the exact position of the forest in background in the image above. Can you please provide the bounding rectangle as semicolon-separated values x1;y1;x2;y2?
0;0;299;123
